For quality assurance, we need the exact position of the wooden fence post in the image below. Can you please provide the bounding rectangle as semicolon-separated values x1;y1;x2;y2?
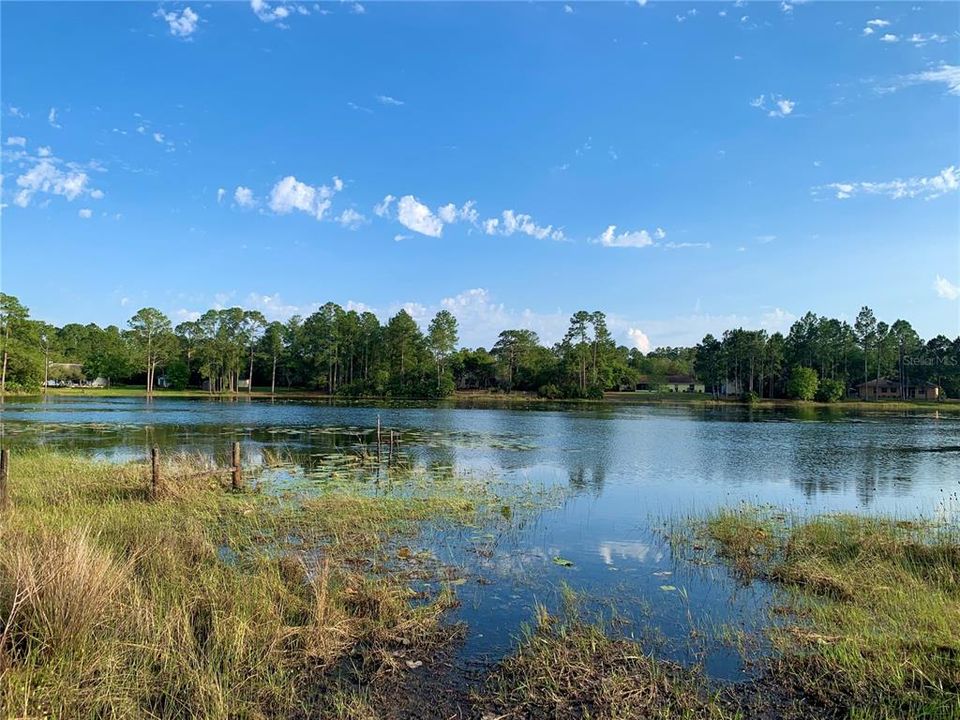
377;415;382;463
0;448;9;510
151;446;160;497
232;441;243;490
388;430;394;464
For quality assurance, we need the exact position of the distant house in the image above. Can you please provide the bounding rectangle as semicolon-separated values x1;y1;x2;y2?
635;374;705;393
856;377;941;401
156;375;171;389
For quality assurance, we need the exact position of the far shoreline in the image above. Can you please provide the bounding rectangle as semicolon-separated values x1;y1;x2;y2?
7;386;960;413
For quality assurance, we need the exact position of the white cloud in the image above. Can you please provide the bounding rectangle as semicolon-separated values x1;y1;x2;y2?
37;146;52;157
899;64;960;95
351;2;365;13
251;0;291;23
663;242;711;249
819;165;959;201
489;209;565;241
934;275;960;300
152;132;165;144
48;107;60;128
751;94;795;117
7;106;25;118
13;159;98;207
375;94;404;106
906;33;947;46
866;18;890;27
627;328;651;353
771;98;795;117
654;227;667;240
78;208;92;219
217;187;226;203
155;7;199;38
880;33;899;43
268;175;340;220
393;234;411;242
591;225;654;249
396;195;444;237
564;4;573;13
5;136;26;147
337;208;367;229
374;194;395;217
174;309;202;323
862;26;875;36
234;186;255;208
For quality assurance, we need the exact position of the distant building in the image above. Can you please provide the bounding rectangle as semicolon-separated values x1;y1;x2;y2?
635;374;705;393
856;378;941;401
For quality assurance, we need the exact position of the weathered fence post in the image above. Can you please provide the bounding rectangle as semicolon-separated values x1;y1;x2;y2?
151;446;160;497
0;448;9;510
377;415;382;463
231;441;243;490
388;430;394;464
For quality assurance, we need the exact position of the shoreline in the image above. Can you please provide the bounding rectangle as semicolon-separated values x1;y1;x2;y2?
8;386;960;413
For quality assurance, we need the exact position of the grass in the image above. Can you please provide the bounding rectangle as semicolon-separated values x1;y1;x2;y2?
695;507;960;719
0;449;493;719
481;587;738;720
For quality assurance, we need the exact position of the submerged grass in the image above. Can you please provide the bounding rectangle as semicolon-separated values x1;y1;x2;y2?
696;507;960;719
0;449;490;719
482;587;738;720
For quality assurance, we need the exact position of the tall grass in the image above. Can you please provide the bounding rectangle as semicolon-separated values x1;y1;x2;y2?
0;450;475;719
699;507;960;719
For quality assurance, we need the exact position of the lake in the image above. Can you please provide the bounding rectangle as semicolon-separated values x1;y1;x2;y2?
3;395;959;680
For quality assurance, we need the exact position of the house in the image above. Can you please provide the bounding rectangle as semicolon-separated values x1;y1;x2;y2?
856;378;941;401
635;374;705;393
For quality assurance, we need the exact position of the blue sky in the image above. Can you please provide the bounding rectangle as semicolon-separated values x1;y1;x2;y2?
2;1;958;350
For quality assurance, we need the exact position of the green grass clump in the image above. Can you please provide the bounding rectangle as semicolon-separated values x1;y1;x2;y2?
482;588;736;720
700;507;960;719
0;450;477;719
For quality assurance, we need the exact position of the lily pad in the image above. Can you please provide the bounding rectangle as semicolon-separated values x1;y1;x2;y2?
659;585;677;592
552;556;575;567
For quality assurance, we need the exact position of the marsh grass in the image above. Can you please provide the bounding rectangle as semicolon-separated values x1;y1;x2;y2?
696;507;960;719
0;449;490;719
482;587;738;719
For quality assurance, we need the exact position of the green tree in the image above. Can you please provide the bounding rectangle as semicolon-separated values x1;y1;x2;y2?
854;306;876;395
127;308;173;395
427;310;459;393
1;294;39;393
787;366;819;401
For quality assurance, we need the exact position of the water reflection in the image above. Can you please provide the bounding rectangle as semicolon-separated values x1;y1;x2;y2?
3;396;959;678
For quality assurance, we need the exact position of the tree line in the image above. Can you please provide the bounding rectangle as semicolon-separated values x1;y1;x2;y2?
1;293;958;400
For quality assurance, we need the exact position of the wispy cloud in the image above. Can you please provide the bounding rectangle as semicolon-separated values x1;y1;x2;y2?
750;94;796;118
818;165;959;201
5;136;26;147
375;94;404;106
48;107;61;128
885;64;960;96
934;275;960;300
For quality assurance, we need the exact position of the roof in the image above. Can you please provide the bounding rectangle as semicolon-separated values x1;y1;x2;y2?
856;377;940;389
637;374;699;384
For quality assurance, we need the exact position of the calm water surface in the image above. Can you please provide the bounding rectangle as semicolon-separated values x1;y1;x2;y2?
3;396;959;679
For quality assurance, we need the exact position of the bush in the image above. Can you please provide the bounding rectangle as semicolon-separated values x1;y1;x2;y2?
585;384;605;400
537;383;561;399
787;366;819;401
816;378;845;403
740;391;760;404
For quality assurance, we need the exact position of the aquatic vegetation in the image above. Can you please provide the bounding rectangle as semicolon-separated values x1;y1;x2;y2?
695;507;960;719
0;449;514;719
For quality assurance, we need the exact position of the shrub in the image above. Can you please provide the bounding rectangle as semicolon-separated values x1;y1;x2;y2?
537;384;561;399
816;378;845;403
787;366;819;401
